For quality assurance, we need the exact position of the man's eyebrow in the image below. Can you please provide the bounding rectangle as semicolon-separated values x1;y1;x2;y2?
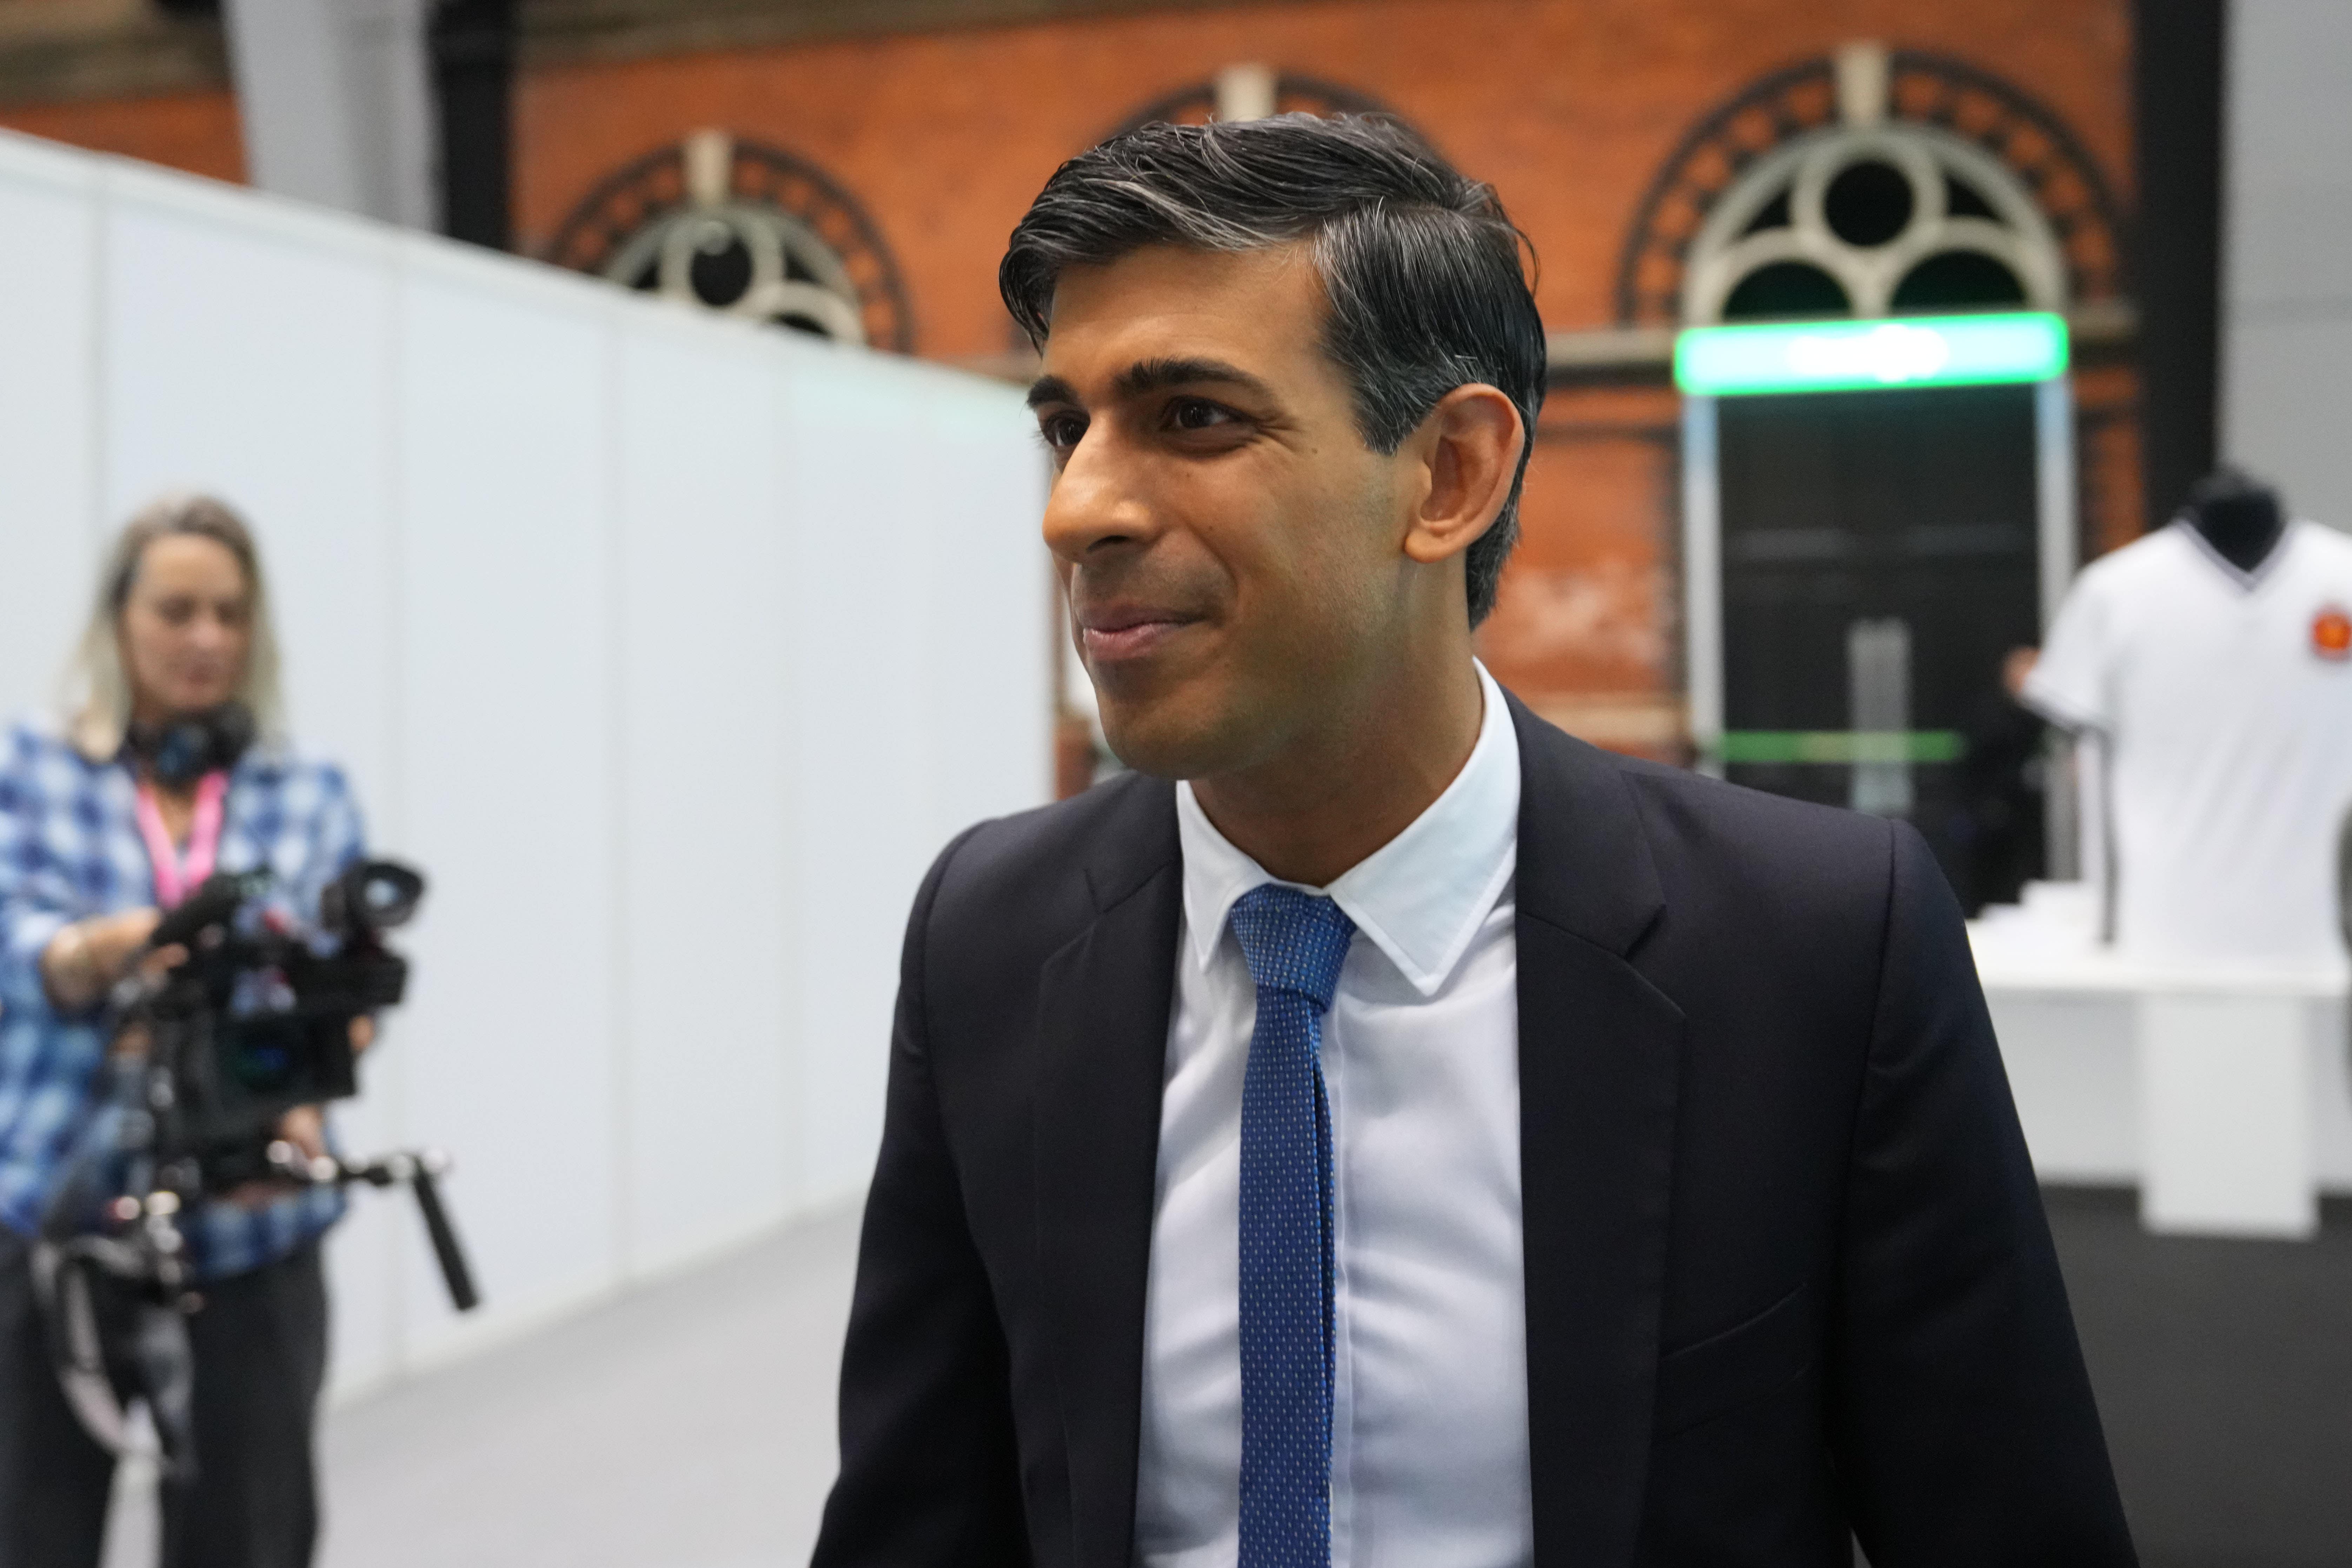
1114;356;1273;401
1025;357;1275;410
1025;374;1078;410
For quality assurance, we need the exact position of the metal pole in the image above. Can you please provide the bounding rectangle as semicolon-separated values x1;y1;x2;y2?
1680;393;1723;777
2034;375;2078;634
430;0;517;250
2035;374;2082;879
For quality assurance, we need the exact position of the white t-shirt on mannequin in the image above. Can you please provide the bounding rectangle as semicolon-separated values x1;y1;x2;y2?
2025;518;2352;964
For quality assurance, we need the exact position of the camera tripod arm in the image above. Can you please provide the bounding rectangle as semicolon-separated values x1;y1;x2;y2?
265;1143;480;1313
402;1160;480;1313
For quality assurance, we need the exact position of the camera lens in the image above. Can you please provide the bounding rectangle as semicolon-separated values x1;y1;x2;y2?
226;1021;303;1093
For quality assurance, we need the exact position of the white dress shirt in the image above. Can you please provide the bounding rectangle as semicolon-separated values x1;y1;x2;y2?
1134;663;1532;1568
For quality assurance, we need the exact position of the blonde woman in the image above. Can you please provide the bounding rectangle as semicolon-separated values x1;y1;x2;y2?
0;495;365;1568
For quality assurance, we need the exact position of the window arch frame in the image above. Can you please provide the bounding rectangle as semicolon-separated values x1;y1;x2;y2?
1681;120;2067;323
1615;49;2127;327
543;132;916;353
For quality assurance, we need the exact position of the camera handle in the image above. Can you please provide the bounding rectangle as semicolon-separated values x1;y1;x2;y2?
269;1144;481;1313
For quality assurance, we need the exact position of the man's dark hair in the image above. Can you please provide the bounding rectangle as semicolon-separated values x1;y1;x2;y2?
1001;114;1548;626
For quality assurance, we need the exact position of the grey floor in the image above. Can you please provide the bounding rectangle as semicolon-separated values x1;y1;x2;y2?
94;1188;2350;1567
105;1204;861;1568
2048;1188;2352;1568
318;1205;861;1568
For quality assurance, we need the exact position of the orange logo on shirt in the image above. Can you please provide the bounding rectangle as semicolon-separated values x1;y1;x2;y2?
2317;606;2352;661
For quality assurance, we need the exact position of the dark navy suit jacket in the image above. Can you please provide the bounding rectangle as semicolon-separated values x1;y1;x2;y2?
811;693;2136;1567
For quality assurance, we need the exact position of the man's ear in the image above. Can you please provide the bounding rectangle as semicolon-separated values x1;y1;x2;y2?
1401;384;1526;567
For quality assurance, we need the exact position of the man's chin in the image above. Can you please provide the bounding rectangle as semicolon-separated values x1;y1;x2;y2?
1097;698;1258;784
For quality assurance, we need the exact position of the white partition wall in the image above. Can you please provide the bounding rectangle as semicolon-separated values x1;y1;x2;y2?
0;137;102;746
0;129;1052;1394
611;311;797;1278
2224;0;2352;532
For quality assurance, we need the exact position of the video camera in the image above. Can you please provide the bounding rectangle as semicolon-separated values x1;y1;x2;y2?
139;858;422;1186
34;857;478;1479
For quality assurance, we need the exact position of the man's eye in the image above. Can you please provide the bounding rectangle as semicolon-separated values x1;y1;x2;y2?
1037;412;1087;450
1168;398;1236;432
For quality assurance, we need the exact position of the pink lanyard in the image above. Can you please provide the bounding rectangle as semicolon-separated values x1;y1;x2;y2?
134;770;229;910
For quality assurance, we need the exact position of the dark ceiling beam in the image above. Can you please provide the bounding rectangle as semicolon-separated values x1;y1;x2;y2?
2131;0;2227;532
0;0;1268;107
0;14;226;107
519;0;1289;66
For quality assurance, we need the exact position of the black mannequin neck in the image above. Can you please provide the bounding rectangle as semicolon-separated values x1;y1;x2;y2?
2186;484;2286;576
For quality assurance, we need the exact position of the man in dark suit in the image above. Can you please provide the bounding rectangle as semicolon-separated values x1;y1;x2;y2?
812;115;2134;1567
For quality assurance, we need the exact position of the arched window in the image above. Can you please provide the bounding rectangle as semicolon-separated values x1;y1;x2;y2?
1617;48;2126;328
1685;122;2064;322
544;130;915;352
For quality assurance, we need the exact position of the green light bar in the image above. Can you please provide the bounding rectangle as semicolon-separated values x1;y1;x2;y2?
1718;730;1967;765
1675;313;2068;397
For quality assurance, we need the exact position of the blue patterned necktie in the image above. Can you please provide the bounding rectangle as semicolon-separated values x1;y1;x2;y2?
1229;884;1357;1568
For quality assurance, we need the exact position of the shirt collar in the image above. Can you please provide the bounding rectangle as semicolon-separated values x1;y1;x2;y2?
2174;514;2302;592
1176;662;1520;998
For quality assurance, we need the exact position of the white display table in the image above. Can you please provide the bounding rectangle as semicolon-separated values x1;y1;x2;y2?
1970;887;2352;1238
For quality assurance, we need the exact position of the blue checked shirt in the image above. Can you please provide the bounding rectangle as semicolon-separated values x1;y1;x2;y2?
0;719;363;1279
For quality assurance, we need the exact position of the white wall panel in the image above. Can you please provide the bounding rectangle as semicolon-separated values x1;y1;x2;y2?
2223;319;2352;528
0;129;1050;1393
781;348;936;1202
916;373;1053;841
98;168;400;810
613;310;796;1275
2224;0;2352;529
0;135;99;720
393;249;620;1352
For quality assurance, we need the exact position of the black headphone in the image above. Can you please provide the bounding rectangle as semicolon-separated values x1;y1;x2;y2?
124;702;255;789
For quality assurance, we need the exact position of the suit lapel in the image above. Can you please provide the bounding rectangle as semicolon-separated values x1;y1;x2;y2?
1032;778;1182;1568
1508;695;1687;1567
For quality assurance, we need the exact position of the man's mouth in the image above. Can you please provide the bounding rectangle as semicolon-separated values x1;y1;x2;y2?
1076;604;1200;664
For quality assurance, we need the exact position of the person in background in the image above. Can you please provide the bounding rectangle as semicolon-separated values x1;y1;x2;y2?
1949;644;2049;915
0;494;367;1568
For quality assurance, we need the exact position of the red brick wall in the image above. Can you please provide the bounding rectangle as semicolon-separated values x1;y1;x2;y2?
0;89;244;184
0;0;2134;759
515;0;2133;756
1490;387;1683;755
518;0;2132;353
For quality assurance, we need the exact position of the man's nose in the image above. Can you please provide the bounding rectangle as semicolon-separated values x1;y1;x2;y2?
1042;431;1161;564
